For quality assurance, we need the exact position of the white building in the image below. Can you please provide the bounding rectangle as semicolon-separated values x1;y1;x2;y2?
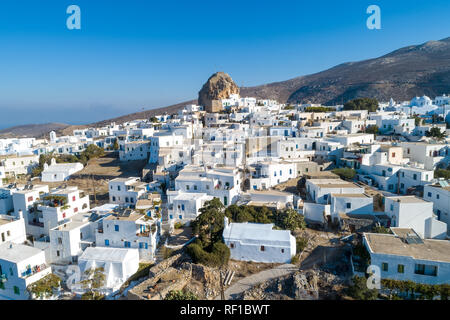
15;186;90;237
174;165;241;207
108;177;148;206
0;214;26;245
222;217;296;263
95;209;159;262
0;154;39;177
78;247;139;293
166;191;213;221
363;229;450;285
423;183;450;231
0;242;51;300
41;158;84;182
384;196;447;239
249;161;296;190
305;179;365;204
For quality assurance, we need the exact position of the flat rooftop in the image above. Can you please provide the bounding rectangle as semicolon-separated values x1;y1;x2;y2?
386;196;428;204
331;193;370;198
364;233;450;263
0;242;43;263
249;189;293;197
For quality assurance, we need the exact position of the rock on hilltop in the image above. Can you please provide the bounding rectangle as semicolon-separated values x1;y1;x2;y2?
198;72;240;112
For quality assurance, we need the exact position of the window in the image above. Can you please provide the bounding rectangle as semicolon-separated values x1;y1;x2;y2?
260;245;265;252
117;186;121;191
124;241;131;248
186;185;190;190
281;249;285;253
125;197;129;203
105;239;109;246
58;238;62;244
398;264;405;273
112;196;116;202
230;243;234;249
437;194;440;199
13;286;20;295
181;204;185;211
56;251;60;257
381;263;388;272
428;192;432;197
346;203;351;209
415;264;437;276
114;225;119;232
194;185;197;191
413;174;417;180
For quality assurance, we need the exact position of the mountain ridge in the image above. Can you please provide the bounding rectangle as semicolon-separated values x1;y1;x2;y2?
1;37;449;138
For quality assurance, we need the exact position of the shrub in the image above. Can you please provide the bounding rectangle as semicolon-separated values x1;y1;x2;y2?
346;276;379;300
186;240;230;268
27;274;61;299
296;236;309;253
165;290;198;300
332;168;356;181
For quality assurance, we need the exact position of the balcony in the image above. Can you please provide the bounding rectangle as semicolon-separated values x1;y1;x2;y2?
20;263;48;279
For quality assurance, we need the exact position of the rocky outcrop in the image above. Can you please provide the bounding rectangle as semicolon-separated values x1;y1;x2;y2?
240;270;345;300
198;72;240;113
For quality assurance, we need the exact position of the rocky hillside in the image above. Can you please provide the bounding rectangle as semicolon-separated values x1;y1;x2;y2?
0;123;70;138
241;37;450;105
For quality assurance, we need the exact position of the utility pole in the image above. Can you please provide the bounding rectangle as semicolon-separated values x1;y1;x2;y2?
91;174;97;206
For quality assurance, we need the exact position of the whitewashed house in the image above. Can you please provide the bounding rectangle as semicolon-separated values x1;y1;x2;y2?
166;191;213;221
0;154;39;177
305;179;364;204
108;177;148;206
0;242;51;300
249;161;296;190
41;158;84;182
222;217;296;263
363;229;450;285
423;183;450;231
95;209;159;262
0;213;26;245
384;196;447;239
77;247;139;294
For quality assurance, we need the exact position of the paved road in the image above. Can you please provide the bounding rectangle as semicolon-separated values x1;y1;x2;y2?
221;264;298;300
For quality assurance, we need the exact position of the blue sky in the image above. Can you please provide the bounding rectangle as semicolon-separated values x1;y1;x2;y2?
0;0;449;128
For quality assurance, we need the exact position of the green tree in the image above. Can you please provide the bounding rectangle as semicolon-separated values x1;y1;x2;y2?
434;168;450;180
79;145;105;165
304;106;335;113
365;125;379;136
191;198;225;245
343;98;379;112
274;208;306;231
425;127;446;140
